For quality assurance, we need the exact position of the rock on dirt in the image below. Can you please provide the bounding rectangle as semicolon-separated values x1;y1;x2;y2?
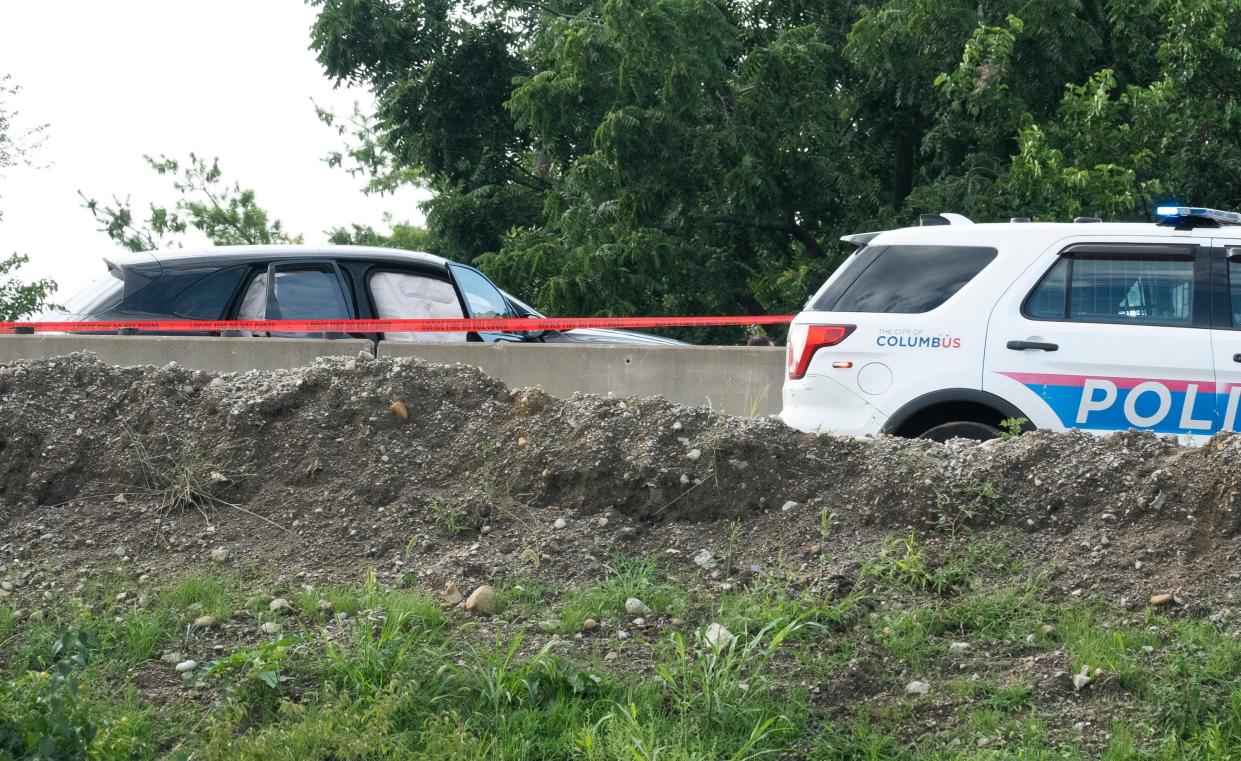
905;680;931;695
1;353;1240;609
625;597;650;616
465;585;495;615
704;623;735;649
442;581;463;606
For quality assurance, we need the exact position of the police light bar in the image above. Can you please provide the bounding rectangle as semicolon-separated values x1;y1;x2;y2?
1154;206;1241;227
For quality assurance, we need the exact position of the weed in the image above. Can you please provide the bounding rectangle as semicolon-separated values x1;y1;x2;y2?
655;619;801;731
932;482;1003;540
203;637;298;705
466;636;599;714
0;629;150;759
122;429;284;535
939;576;1052;641
999;416;1029;440
861;532;973;594
428;499;473;536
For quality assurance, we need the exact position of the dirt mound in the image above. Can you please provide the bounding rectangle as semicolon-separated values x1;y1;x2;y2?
1;353;1238;604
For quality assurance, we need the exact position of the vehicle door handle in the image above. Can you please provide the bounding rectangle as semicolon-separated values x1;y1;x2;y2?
1006;340;1058;352
1234;353;1241;363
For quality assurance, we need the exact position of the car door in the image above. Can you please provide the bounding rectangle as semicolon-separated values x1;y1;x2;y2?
447;265;527;343
1210;237;1241;431
235;260;355;338
984;239;1218;440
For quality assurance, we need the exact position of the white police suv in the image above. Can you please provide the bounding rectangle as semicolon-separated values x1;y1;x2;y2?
782;207;1241;443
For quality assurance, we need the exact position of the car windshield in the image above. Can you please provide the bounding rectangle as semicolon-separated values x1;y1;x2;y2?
502;292;540;317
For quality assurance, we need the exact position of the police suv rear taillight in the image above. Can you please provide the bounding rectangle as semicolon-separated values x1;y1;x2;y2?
787;324;855;380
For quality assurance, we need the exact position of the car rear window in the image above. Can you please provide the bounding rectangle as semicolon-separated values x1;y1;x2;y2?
812;245;997;313
171;266;248;319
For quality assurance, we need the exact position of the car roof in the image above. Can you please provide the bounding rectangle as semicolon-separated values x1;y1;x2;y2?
106;244;454;273
868;221;1216;250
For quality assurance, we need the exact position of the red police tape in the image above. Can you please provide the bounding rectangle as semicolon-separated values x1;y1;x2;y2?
0;314;795;335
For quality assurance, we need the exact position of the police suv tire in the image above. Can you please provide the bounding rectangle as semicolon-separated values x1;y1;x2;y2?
918;421;1000;443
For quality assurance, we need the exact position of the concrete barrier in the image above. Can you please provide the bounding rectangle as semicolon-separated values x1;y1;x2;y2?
0;335;372;373
379;342;785;416
0;335;785;416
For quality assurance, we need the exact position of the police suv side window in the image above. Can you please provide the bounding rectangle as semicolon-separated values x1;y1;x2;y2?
1229;250;1241;326
1025;256;1193;325
818;245;997;313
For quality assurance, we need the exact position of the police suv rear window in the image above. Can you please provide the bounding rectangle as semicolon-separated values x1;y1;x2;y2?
811;245;996;313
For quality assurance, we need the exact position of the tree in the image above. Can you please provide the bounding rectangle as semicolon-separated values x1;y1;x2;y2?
81;153;303;252
327;214;431;251
310;0;1241;340
0;74;56;321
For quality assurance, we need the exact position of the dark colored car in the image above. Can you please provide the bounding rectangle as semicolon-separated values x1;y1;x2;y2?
42;245;683;346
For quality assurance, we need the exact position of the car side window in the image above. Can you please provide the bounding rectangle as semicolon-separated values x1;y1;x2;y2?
368;270;466;342
235;264;351;336
171;266;247;319
268;267;351;320
1026;256;1194;326
449;265;512;319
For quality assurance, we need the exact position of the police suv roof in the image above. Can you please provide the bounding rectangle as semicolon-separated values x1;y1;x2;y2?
869;221;1216;250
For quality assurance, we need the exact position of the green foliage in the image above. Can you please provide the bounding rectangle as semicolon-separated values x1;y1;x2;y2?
80;153;303;252
861;532;981;594
0;253;57;321
655;619;802;731
557;556;687;632
933;482;1004;540
999;416;1029;440
3;561;1239;759
309;0;1241;338
327;216;431;252
203;638;298;707
0;630;149;760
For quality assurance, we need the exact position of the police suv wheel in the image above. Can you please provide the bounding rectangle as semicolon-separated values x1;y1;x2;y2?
918;421;1000;443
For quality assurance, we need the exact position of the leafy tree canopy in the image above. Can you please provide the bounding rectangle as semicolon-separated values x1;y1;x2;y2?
81;154;303;252
310;0;1241;339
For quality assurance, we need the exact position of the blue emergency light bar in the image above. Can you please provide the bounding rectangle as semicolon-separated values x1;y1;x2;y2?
1154;205;1241;227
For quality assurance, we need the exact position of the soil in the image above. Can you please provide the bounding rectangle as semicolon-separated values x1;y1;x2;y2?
0;352;1237;606
1;352;1239;752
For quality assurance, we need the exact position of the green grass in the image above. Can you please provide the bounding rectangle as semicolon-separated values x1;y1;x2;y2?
163;572;236;621
1056;605;1162;690
0;556;1238;760
292;584;363;621
557;556;688;632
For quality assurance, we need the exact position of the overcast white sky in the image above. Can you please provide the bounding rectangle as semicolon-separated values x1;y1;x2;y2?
0;0;426;299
